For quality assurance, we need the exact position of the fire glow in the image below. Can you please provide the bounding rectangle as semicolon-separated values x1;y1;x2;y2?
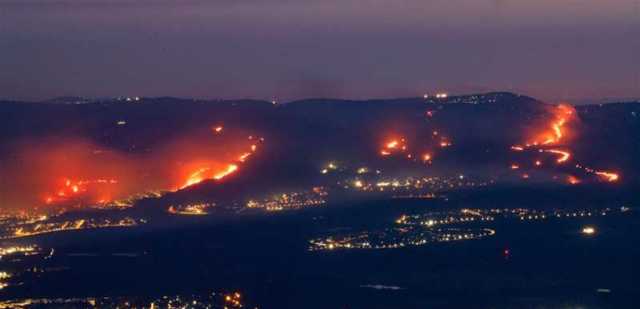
2;125;263;211
510;103;620;184
595;171;619;182
45;178;119;205
179;164;240;189
178;137;260;190
380;137;408;156
527;104;574;147
545;149;571;163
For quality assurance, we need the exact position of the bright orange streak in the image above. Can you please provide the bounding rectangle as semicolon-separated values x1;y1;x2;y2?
386;140;399;149
511;146;524;151
595;171;619;182
510;164;520;170
214;164;238;180
545;149;571;163
238;152;251;162
181;167;211;189
180;164;240;189
521;104;575;148
213;126;223;133
422;153;432;161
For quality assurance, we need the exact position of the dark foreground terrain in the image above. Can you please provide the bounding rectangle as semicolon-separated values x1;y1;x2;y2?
1;188;638;309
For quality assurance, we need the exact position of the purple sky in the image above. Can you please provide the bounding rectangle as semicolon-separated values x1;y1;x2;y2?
1;0;639;103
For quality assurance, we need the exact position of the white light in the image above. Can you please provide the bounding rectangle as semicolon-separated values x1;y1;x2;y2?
582;226;596;235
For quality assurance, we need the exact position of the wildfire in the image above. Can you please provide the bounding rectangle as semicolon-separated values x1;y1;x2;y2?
508;103;622;184
545;149;571;163
524;104;575;147
214;164;238;180
595;171;619;182
179;163;240;189
567;175;581;185
180;168;211;189
238;152;251;162
179;145;250;190
178;133;262;190
2;124;268;212
380;137;408;156
44;178;119;205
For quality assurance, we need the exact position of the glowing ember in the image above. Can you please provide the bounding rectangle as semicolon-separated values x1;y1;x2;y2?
595;171;619;182
380;137;408;157
545;149;571;163
567;175;581;185
238;152;251;162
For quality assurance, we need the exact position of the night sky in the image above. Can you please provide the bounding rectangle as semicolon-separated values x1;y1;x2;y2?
1;0;639;102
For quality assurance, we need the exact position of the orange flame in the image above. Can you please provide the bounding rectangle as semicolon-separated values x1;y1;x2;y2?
595;171;619;182
526;104;575;147
545;149;571;163
214;164;238;180
567;175;581;185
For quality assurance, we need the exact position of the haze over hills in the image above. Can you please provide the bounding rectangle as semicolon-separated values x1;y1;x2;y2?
1;91;639;215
